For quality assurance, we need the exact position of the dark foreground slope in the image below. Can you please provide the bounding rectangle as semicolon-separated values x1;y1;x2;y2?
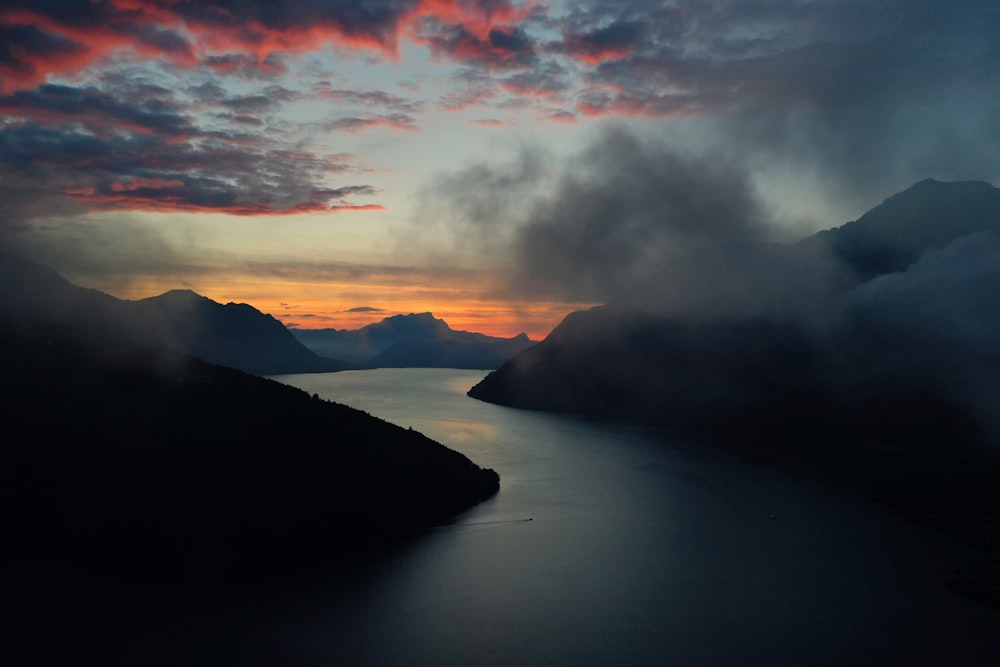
293;312;534;369
3;330;498;579
1;254;498;578
1;254;499;664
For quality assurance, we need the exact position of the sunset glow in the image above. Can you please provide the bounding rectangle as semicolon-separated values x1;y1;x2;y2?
2;1;997;338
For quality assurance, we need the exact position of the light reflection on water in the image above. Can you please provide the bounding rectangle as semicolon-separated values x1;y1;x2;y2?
259;369;998;666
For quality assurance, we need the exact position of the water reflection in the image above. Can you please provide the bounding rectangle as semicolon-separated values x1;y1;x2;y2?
268;369;1000;666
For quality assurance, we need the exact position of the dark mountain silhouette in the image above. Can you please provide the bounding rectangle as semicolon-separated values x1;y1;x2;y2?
471;179;1000;438
806;178;1000;279
469;180;1000;607
293;311;534;369
1;252;499;580
2;252;499;662
128;289;352;374
0;253;350;375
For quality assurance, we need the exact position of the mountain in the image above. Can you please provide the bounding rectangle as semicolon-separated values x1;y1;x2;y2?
806;178;1000;279
469;180;1000;604
127;289;352;375
470;179;1000;438
0;253;350;375
292;311;535;369
1;253;499;580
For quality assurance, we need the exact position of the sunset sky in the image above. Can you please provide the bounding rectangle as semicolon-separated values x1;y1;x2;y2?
2;1;998;338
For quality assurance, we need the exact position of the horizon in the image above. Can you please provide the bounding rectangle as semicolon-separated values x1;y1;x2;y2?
1;2;998;339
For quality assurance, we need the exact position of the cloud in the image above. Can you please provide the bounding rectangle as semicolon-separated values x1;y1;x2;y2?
0;84;196;137
420;125;769;301
324;113;419;133
555;19;646;63
559;0;1000;204
0;0;535;91
415;20;538;69
842;231;1000;433
0;72;382;219
345;306;386;313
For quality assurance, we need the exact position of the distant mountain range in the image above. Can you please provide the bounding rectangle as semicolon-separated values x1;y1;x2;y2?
0;255;350;375
292;312;534;369
469;179;1000;604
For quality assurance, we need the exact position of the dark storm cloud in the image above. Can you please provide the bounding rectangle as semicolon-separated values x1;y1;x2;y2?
559;0;1000;202
509;128;767;301
0;23;83;82
555;19;647;62
844;232;1000;403
422;126;771;301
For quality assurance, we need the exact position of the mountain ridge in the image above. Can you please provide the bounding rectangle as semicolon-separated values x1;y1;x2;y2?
1;251;501;583
292;311;535;369
0;254;351;375
468;180;1000;608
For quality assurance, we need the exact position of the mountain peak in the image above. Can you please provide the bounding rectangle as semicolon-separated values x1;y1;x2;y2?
144;288;210;305
809;178;1000;278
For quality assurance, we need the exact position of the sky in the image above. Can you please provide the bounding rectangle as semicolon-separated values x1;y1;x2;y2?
1;0;998;339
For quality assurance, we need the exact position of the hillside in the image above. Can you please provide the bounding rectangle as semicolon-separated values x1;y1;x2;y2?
1;254;499;579
469;180;1000;606
470;180;1000;444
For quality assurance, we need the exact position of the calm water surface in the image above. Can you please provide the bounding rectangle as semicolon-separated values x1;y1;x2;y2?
253;369;998;666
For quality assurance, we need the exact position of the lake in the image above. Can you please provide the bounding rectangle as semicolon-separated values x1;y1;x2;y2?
258;368;998;665
31;368;996;665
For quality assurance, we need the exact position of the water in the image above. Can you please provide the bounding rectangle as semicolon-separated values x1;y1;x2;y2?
256;369;999;665
30;369;995;664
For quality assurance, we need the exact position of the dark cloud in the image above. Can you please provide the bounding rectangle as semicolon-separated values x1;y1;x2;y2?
416;19;538;69
221;86;298;112
0;23;85;90
423;126;768;301
0;84;195;137
0;123;379;217
345;306;386;313
555;19;646;62
562;0;1000;203
0;0;528;90
843;231;1000;431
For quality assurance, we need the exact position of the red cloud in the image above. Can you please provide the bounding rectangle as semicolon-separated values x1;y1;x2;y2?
0;0;537;92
